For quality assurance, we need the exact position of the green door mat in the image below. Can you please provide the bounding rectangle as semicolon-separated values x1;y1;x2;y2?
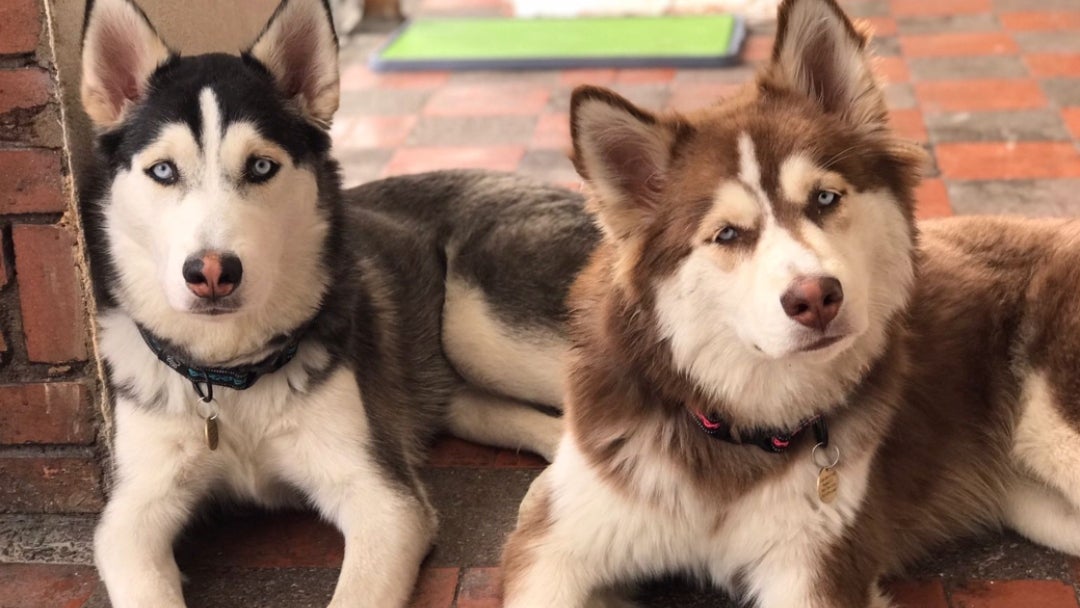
371;15;745;72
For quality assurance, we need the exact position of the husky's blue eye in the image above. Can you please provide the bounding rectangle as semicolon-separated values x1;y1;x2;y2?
815;190;840;207
246;157;280;183
146;161;178;185
253;159;274;175
715;226;739;243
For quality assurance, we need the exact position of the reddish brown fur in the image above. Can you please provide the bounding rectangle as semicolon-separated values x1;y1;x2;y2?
503;0;1080;606
817;217;1071;603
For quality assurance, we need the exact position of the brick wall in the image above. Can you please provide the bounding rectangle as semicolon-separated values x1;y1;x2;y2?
0;0;104;514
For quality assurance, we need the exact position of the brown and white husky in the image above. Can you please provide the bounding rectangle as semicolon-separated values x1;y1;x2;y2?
501;0;1080;606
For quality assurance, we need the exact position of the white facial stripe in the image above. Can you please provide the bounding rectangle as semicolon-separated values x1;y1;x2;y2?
737;132;771;222
199;88;223;185
737;132;760;191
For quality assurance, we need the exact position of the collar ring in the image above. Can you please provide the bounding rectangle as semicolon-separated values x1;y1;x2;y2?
812;443;841;469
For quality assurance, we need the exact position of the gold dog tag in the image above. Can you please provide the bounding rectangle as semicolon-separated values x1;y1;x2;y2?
205;414;219;451
817;467;839;504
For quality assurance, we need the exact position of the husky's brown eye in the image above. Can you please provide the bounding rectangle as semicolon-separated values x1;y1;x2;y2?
714;226;739;243
245;156;280;184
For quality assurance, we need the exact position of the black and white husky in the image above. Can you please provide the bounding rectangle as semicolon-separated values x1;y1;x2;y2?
80;0;595;605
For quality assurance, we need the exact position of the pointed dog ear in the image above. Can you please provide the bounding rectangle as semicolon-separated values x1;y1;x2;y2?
765;0;887;130
571;85;688;244
81;0;173;129
247;0;340;128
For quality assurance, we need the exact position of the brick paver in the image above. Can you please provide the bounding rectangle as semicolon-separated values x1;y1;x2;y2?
889;0;992;17
12;0;1080;606
0;564;97;608
0;383;94;445
936;141;1080;179
11;225;91;363
0;0;41;55
900;31;1019;57
916;78;1047;111
885;579;951;608
950;580;1080;608
0;149;66;214
1001;10;1080;31
410;568;460;608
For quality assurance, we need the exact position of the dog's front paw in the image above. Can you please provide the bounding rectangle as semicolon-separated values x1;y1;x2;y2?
517;467;552;523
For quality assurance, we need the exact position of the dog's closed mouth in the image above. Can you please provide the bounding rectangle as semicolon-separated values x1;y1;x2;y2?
191;303;241;316
802;335;845;352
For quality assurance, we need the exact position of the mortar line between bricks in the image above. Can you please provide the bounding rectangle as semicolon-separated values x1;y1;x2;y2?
0;362;95;385
0;56;38;70
0;445;96;458
0;213;65;225
451;566;465;608
1068;551;1080;606
941;577;957;608
0;142;63;152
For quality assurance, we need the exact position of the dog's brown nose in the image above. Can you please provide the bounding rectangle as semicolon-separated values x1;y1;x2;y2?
780;276;843;331
183;252;243;299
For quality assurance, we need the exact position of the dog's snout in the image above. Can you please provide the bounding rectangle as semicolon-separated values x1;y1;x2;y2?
183;252;243;299
780;276;843;331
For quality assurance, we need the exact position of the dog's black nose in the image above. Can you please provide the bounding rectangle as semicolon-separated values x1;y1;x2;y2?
780;276;843;331
183;252;243;299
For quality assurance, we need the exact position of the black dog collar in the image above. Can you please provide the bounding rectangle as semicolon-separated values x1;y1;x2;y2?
137;325;303;402
692;410;829;454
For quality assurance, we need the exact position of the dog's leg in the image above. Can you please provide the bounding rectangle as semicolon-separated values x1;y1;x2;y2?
442;278;569;409
95;403;212;608
516;466;552;524
276;370;437;608
1011;372;1080;519
503;517;626;608
1005;475;1080;555
755;577;890;608
315;475;436;608
510;464;642;608
502;500;599;607
510;467;642;608
502;445;639;608
448;387;563;461
285;434;436;608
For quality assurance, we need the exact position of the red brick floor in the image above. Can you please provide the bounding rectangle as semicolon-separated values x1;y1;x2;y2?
9;0;1080;606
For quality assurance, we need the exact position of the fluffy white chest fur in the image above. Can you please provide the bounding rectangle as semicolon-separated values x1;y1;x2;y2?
535;432;874;606
98;309;365;504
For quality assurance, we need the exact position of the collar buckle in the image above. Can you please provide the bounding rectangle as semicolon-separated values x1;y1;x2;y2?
191;379;213;403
